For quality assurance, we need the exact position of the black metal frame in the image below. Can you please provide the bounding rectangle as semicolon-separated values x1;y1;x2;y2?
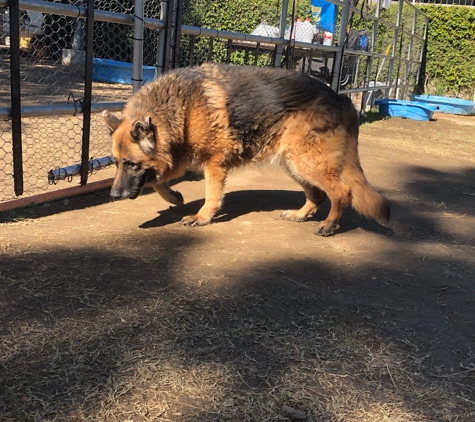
9;0;23;196
80;0;94;186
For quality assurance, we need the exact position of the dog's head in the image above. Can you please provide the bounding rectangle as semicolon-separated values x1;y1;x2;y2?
102;110;159;200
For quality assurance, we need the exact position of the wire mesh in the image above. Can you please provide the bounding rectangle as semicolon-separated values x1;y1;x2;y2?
0;119;13;200
0;8;12;198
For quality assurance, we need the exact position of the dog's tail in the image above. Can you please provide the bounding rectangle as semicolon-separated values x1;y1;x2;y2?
341;152;390;225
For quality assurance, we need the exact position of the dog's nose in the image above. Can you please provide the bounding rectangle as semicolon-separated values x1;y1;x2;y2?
110;187;123;199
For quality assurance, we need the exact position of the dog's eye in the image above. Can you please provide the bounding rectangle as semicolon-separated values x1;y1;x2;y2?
122;160;139;171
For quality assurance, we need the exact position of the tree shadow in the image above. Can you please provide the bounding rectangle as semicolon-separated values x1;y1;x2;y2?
1;233;474;420
403;165;475;218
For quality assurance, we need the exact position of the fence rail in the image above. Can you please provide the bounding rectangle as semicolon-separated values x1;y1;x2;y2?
0;0;428;206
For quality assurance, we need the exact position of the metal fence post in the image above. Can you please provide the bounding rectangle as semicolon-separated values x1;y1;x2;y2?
156;0;168;75
72;0;86;50
403;7;417;99
157;0;175;73
361;0;381;114
170;0;183;69
331;0;351;92
80;0;94;185
416;12;429;93
274;0;289;67
9;0;23;196
388;0;404;100
132;0;144;93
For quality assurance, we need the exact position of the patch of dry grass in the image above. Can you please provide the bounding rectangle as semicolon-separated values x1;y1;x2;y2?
360;114;475;164
1;253;474;421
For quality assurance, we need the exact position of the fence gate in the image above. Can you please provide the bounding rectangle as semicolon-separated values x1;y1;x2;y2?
0;0;427;209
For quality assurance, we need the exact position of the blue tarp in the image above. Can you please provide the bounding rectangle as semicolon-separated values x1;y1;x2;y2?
311;0;337;33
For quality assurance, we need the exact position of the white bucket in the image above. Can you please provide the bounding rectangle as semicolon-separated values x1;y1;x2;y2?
323;31;333;46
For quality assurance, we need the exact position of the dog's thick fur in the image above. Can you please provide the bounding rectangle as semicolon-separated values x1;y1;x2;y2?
103;64;389;236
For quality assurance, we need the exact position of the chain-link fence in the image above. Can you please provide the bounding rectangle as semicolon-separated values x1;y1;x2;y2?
0;0;150;202
0;0;427;206
0;3;100;201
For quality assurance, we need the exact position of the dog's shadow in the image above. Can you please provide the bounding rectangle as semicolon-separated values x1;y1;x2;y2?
139;189;390;235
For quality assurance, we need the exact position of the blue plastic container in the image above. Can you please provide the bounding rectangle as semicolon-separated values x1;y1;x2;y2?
92;58;156;85
409;95;475;116
374;98;438;121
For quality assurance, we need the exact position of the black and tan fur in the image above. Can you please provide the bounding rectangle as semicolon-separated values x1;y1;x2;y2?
103;64;389;236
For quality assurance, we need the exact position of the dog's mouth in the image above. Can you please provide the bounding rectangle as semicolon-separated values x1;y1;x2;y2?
127;190;141;200
111;169;157;200
128;169;156;199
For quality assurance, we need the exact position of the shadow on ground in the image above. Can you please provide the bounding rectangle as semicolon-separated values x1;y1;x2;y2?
1;163;474;421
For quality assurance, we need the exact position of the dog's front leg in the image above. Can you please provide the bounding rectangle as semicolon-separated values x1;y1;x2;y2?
180;159;227;227
151;180;184;205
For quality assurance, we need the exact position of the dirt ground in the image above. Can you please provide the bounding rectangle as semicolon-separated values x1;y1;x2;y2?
1;113;475;421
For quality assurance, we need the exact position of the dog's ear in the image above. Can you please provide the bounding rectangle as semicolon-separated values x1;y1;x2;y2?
102;110;123;132
131;116;155;154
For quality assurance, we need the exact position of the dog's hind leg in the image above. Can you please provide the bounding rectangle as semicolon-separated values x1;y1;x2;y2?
281;181;327;222
151;180;184;205
283;153;351;237
311;176;351;236
180;159;227;227
289;171;350;236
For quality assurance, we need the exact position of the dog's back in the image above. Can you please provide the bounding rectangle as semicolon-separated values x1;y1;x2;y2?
197;64;356;142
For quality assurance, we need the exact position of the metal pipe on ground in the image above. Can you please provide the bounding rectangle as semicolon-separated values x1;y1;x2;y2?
0;171;204;213
0;103;124;119
48;156;115;185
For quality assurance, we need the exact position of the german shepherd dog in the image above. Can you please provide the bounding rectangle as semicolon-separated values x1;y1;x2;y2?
102;64;389;236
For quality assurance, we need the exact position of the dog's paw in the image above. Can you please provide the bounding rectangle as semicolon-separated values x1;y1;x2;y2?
281;210;306;222
314;222;339;237
169;190;184;205
179;214;211;227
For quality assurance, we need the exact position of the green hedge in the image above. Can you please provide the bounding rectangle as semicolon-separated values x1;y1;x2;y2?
183;0;311;30
182;1;475;97
419;5;475;96
181;0;312;64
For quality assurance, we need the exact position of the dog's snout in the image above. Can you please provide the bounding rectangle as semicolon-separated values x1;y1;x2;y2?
110;187;125;199
111;186;137;200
